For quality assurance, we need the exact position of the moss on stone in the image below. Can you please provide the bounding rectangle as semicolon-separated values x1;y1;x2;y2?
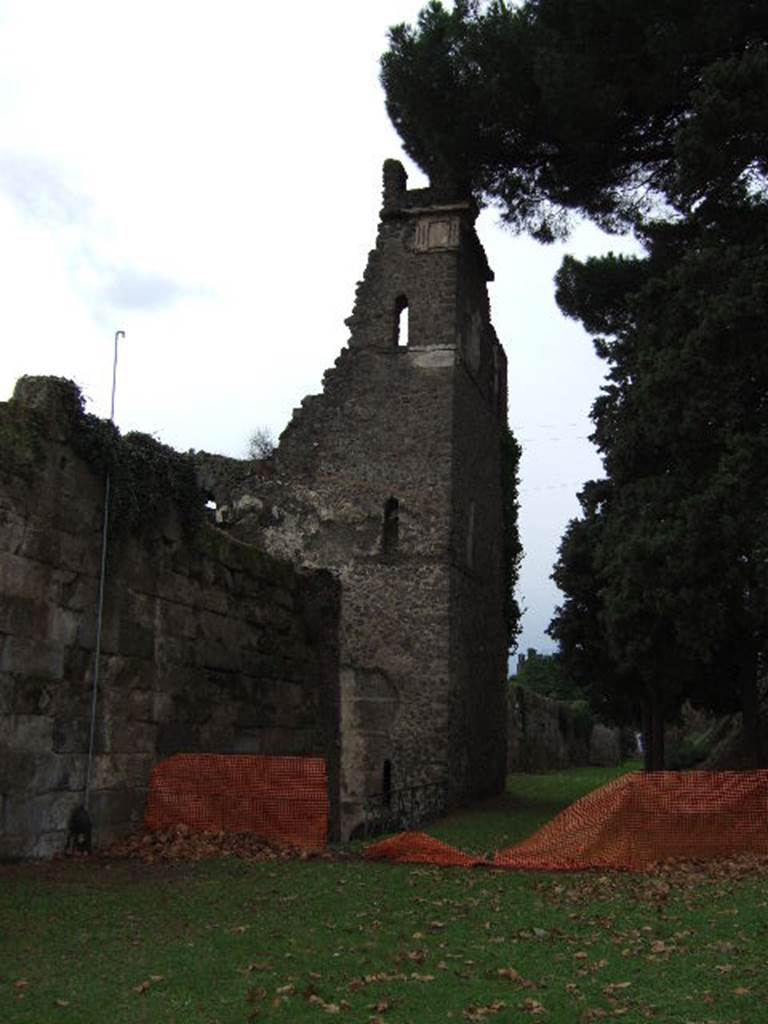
198;522;295;588
0;399;47;480
6;375;205;543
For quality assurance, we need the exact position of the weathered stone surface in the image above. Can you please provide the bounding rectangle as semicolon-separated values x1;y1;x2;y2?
589;723;622;766
0;637;65;679
507;686;621;772
2;162;511;854
205;162;509;837
0;379;341;858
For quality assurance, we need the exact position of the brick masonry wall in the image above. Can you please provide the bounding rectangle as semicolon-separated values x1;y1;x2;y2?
0;379;340;858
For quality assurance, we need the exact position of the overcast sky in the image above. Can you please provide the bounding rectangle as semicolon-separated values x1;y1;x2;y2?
0;0;639;656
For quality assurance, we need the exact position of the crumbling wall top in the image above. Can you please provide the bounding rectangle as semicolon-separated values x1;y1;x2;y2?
380;159;476;220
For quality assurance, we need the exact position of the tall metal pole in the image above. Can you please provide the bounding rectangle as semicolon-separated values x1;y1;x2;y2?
84;330;125;810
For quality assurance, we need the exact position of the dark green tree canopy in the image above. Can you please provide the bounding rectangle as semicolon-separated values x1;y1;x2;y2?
550;203;768;764
382;0;768;237
384;0;768;764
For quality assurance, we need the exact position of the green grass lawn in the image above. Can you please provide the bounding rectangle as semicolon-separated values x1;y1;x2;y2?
2;763;766;1024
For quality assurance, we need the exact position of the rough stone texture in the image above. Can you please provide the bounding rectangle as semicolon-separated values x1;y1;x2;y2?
0;379;340;858
588;723;622;767
2;160;512;852
507;686;621;772
205;162;509;836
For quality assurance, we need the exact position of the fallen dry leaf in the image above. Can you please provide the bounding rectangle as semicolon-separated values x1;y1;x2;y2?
104;826;327;864
497;967;520;981
520;998;546;1015
464;1001;506;1020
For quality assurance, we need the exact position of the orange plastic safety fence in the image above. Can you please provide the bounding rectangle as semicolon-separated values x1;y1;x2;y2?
364;831;484;868
144;754;328;851
364;771;768;872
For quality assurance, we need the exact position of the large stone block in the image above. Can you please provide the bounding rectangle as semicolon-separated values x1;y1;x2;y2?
60;572;98;613
155;634;197;668
52;701;94;754
156;720;197;755
103;714;157;755
3;790;75;835
0;594;51;637
9;676;54;715
0;508;25;555
101;658;155;701
90;753;154;790
18;527;64;566
195;637;240;673
0;551;56;602
156;598;199;640
0;673;13;713
0;713;54;751
232;726;316;756
0;635;64;680
88;787;147;846
0;750;84;794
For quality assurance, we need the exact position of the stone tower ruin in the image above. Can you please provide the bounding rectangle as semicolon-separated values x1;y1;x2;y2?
210;160;510;837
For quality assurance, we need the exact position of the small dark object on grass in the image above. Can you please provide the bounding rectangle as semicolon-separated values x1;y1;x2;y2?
66;805;93;855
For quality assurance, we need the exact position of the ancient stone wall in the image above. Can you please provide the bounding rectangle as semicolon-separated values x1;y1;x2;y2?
448;234;509;802
206;161;510;835
0;379;340;858
507;686;621;772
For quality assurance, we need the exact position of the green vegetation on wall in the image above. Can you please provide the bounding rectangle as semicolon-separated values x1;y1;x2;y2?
8;376;204;544
500;426;523;651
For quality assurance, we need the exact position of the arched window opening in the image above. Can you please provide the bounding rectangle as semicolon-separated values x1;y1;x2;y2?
394;295;409;347
382;759;393;806
382;496;399;557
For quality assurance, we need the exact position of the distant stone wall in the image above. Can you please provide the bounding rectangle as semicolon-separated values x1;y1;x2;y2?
507;686;620;772
0;378;340;858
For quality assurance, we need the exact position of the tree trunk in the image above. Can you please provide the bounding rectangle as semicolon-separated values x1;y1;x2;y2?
642;695;665;771
740;650;766;767
641;700;653;772
651;703;665;771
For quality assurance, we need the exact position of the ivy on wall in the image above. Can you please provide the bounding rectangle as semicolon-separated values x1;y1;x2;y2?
4;376;204;543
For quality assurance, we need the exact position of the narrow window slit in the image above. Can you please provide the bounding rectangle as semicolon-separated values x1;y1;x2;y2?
382;759;392;806
382;496;399;557
394;295;409;347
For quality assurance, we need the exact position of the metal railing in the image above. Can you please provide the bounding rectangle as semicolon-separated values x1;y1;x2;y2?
362;781;447;839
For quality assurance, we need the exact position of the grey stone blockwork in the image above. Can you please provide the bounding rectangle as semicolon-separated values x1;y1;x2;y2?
0;379;340;858
206;161;510;837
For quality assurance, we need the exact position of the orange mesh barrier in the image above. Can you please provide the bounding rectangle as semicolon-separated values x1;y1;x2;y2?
364;771;768;872
144;754;328;851
364;831;484;868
